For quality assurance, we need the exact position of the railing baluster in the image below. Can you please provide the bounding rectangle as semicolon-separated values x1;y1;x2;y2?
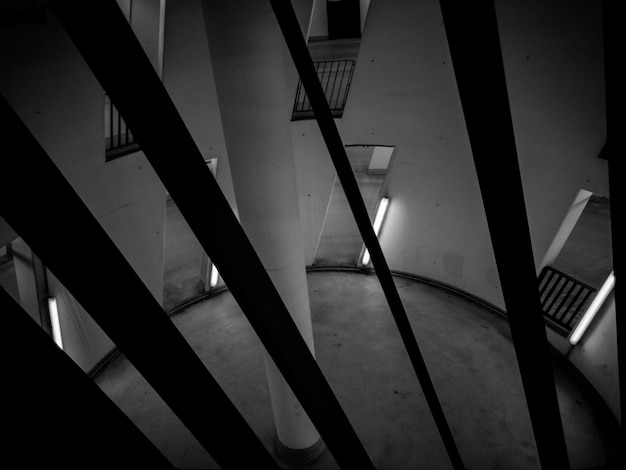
293;82;303;113
540;269;558;308
538;266;598;334
322;61;332;108
568;289;594;329
292;59;356;120
552;280;576;320
108;97;113;150
341;60;355;111
104;94;139;158
329;61;341;110
545;277;568;316
559;285;585;324
117;106;121;149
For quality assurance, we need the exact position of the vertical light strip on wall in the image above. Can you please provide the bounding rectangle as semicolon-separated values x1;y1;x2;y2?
361;197;389;266
48;297;63;349
210;263;220;288
569;271;615;345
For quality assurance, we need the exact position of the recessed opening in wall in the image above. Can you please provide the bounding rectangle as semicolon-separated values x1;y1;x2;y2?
104;93;140;161
538;191;612;335
162;158;221;311
308;0;371;41
314;145;394;266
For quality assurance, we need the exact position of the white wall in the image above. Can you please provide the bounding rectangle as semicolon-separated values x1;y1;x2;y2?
129;0;164;76
161;0;237;210
335;0;607;309
333;0;614;419
309;0;328;39
497;0;609;268
0;9;166;371
548;295;620;423
292;120;337;265
164;0;324;265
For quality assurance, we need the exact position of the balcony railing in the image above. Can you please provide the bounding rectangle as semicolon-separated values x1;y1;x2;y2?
538;266;597;334
292;59;355;120
104;94;139;160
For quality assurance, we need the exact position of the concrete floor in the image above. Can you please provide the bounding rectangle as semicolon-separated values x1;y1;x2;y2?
163;196;207;311
95;270;619;470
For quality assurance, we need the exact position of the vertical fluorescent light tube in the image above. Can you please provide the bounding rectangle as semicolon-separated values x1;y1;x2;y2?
569;271;615;345
210;263;220;288
48;297;63;349
361;197;390;266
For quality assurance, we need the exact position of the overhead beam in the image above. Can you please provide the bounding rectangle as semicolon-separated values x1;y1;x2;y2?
1;288;173;469
438;1;569;468
48;1;374;468
0;94;277;470
267;1;465;469
603;0;626;443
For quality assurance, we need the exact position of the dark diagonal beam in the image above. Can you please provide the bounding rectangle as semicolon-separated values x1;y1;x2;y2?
268;1;465;469
49;1;374;468
1;288;173;469
603;0;626;441
0;94;277;470
438;1;569;468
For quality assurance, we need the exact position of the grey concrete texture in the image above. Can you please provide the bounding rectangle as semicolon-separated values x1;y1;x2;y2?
95;271;619;469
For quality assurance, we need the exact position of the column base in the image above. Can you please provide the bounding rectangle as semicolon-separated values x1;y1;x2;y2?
276;435;326;465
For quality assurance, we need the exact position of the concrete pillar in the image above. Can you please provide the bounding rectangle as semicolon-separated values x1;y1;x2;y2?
202;0;324;463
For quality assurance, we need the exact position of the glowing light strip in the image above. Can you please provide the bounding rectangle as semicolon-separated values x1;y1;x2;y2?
48;297;63;349
210;263;220;288
361;197;390;266
569;271;615;345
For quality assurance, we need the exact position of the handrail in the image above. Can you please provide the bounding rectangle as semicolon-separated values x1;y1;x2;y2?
538;266;597;333
104;94;139;160
292;59;355;120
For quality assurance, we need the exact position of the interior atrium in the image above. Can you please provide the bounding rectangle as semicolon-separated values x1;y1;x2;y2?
1;1;622;469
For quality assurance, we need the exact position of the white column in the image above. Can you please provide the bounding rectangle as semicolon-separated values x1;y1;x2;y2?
202;0;323;461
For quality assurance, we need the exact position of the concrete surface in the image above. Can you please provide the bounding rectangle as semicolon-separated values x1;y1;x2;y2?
95;270;619;469
163;196;207;311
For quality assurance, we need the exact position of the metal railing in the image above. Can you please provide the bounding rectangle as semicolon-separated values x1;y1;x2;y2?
538;266;597;334
292;59;355;120
104;94;139;160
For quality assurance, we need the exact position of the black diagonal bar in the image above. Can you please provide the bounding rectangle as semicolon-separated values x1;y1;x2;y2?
1;288;173;469
603;0;626;441
0;94;277;470
438;1;569;468
49;1;374;468
268;1;465;469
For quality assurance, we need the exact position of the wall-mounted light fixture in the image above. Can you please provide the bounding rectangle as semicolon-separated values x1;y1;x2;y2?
360;197;390;266
569;271;615;345
210;263;220;288
48;297;64;349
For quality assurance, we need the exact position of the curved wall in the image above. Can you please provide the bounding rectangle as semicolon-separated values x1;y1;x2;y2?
0;0;616;419
0;9;166;372
337;0;607;308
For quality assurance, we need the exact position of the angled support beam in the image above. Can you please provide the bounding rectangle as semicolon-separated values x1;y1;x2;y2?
268;1;465;469
1;288;173;469
438;1;569;468
603;0;626;443
48;1;374;468
0;94;277;470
